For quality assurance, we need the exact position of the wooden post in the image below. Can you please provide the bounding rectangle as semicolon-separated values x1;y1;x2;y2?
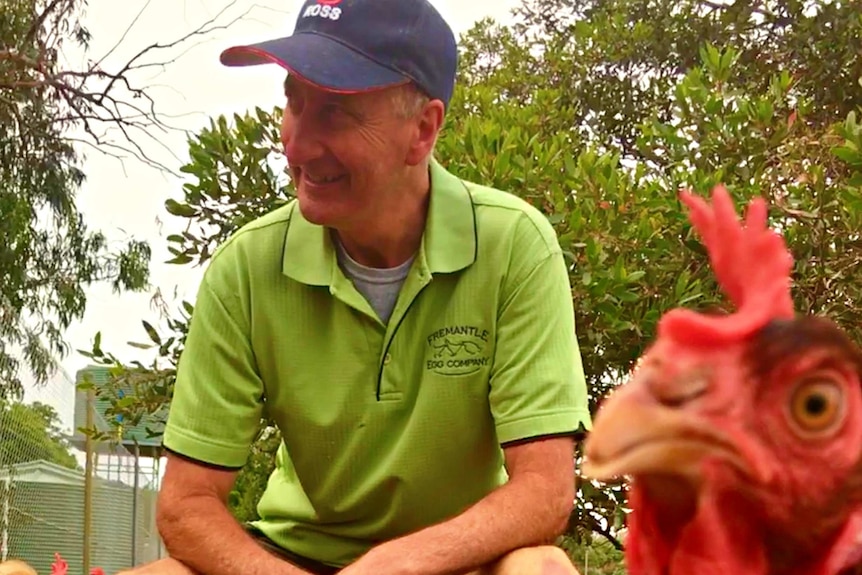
131;441;140;565
83;389;94;575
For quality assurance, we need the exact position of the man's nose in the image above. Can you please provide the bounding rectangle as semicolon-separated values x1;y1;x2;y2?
282;111;326;165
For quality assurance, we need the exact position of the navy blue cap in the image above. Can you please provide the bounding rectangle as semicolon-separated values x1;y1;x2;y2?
220;0;458;108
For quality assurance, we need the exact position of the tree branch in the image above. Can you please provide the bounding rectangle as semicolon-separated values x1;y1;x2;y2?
585;512;625;551
1;0;275;177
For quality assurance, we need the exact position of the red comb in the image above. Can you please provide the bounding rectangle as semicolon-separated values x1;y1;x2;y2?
658;184;795;345
50;554;67;575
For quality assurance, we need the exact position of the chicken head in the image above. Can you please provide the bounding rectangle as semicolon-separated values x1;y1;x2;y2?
582;185;862;575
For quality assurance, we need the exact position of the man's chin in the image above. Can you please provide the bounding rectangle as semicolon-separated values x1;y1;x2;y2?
295;192;347;227
296;199;327;226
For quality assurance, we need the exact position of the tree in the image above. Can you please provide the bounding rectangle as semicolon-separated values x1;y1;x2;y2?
0;400;79;470
0;0;258;401
438;1;862;544
559;536;627;575
229;424;283;523
80;0;862;553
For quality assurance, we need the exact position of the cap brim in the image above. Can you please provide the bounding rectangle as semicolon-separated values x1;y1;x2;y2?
219;33;409;94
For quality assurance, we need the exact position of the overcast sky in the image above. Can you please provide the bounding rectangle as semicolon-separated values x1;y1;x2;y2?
22;0;521;438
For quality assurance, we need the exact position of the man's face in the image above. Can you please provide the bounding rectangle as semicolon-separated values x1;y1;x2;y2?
280;75;429;229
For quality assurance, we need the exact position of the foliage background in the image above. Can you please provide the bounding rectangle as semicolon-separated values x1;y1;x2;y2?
75;0;862;569
0;400;79;470
0;0;152;403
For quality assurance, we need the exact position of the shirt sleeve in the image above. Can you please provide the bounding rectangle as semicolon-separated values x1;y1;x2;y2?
489;213;593;445
161;248;265;469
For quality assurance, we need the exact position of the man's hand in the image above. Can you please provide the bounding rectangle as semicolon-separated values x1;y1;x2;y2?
349;435;576;575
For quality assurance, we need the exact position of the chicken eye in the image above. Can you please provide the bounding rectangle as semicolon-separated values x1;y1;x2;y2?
788;379;845;435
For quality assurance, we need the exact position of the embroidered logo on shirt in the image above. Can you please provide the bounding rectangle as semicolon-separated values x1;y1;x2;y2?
425;325;490;376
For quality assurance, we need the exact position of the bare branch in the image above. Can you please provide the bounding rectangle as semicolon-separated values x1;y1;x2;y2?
1;0;272;177
91;0;153;71
586;513;624;550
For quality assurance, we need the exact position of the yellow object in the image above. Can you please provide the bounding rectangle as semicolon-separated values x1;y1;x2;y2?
0;560;38;575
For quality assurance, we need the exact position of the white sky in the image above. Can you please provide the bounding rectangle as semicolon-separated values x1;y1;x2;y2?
21;1;521;439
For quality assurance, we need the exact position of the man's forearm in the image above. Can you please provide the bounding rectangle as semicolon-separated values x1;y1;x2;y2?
158;495;312;575
370;471;572;575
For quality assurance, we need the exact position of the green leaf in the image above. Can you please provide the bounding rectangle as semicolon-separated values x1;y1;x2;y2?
166;253;194;265
165;199;198;217
833;146;862;165
142;321;161;344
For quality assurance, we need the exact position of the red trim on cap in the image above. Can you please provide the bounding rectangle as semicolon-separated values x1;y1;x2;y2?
221;46;409;95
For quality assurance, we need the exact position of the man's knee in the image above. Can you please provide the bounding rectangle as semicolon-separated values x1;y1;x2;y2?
115;557;199;575
485;545;580;575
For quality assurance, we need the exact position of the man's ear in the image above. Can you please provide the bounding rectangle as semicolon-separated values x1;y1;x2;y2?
405;99;445;166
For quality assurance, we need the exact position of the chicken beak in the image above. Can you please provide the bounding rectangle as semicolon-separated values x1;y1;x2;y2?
582;379;754;484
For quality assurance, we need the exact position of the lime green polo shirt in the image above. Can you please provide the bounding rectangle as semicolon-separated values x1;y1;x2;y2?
162;159;592;567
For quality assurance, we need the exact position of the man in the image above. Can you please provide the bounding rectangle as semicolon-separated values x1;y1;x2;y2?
133;0;593;574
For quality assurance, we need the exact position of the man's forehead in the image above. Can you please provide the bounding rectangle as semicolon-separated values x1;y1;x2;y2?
284;74;317;95
283;73;352;100
282;73;407;105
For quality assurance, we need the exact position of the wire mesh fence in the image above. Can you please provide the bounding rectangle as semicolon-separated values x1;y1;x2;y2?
0;354;164;575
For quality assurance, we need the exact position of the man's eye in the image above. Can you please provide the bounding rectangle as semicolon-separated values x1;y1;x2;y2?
322;104;353;124
323;104;344;116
